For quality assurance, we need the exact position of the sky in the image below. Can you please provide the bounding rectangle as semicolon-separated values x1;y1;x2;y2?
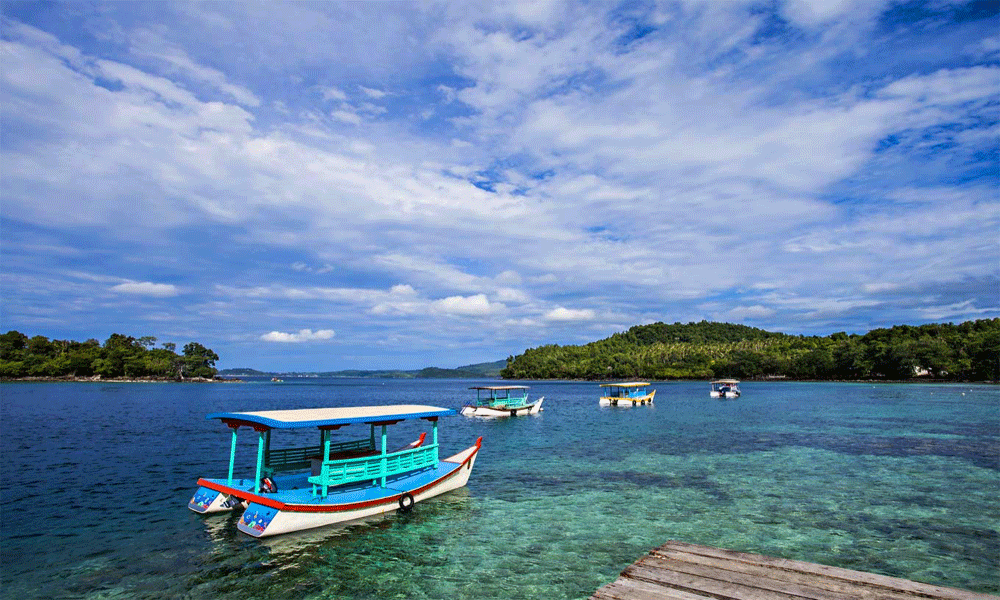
1;1;998;371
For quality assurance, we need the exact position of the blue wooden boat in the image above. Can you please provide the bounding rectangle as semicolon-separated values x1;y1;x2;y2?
188;405;482;537
599;382;656;406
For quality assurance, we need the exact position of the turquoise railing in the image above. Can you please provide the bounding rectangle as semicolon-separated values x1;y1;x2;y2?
265;438;375;474
308;443;439;497
475;393;530;408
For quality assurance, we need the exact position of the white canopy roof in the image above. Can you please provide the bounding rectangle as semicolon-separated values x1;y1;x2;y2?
207;405;455;429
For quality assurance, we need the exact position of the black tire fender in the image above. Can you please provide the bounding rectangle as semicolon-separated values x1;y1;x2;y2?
398;493;415;513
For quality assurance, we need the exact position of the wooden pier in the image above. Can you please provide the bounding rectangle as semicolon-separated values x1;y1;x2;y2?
590;541;998;600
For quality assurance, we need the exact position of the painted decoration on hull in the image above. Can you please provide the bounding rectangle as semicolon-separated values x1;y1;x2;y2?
188;487;223;513
240;505;278;535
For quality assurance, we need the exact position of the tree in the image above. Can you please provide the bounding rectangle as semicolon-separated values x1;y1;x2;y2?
0;331;29;360
182;342;219;378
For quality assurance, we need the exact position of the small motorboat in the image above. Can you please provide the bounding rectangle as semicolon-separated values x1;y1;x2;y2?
462;386;543;417
599;382;656;407
710;379;741;398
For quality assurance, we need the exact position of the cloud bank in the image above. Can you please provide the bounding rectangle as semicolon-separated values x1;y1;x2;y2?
1;1;996;370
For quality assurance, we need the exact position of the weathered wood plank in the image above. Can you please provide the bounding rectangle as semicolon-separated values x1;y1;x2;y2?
592;577;720;600
625;560;842;600
589;541;999;600
657;541;997;600
651;547;942;600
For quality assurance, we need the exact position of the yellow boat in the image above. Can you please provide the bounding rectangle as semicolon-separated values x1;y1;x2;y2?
599;382;656;407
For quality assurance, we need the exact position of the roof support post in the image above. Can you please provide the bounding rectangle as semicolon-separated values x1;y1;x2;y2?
227;426;238;487
432;419;439;468
379;424;388;488
254;429;266;492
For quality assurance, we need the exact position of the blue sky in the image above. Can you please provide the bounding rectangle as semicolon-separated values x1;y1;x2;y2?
1;1;997;371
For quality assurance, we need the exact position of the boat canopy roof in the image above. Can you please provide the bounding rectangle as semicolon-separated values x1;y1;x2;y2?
599;381;650;388
711;379;740;384
469;385;529;390
206;405;455;429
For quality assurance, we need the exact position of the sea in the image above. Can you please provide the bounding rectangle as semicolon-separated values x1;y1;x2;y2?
1;379;997;599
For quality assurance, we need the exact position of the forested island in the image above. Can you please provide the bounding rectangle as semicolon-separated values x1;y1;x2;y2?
500;319;1000;382
0;331;220;380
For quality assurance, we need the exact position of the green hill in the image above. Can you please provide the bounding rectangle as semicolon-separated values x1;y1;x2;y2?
500;319;999;382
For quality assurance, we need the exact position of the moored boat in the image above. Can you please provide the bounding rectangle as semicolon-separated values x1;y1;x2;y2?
462;386;543;417
599;382;656;407
710;379;741;398
188;405;482;537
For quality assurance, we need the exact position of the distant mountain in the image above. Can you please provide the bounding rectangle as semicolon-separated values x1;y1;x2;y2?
218;359;507;379
452;359;508;377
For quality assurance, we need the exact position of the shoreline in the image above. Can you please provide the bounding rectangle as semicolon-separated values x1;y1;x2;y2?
0;375;242;383
3;375;993;384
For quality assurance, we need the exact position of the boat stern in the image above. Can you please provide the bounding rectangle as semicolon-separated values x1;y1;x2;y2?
237;502;282;537
188;486;234;513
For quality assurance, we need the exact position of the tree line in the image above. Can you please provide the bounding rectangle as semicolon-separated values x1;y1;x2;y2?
0;331;220;379
500;319;1000;382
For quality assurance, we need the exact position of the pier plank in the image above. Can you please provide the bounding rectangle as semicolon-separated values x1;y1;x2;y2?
589;541;999;600
651;547;942;600
591;577;719;600
655;542;997;600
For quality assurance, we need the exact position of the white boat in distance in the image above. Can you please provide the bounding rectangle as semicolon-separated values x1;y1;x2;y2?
462;386;544;417
599;382;656;407
188;405;482;538
710;379;741;398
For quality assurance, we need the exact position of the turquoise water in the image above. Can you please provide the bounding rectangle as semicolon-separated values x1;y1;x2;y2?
1;379;997;598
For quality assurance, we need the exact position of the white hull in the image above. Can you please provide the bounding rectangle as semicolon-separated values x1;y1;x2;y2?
598;397;652;407
461;397;543;417
245;444;480;537
710;391;740;398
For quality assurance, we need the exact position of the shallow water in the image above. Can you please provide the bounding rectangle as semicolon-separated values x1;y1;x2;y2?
1;379;997;599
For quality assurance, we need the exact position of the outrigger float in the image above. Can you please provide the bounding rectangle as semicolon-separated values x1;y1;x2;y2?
599;382;656;407
188;405;482;537
462;386;543;417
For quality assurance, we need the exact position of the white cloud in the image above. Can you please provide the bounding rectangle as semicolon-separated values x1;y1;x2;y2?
260;328;335;342
780;0;888;26
359;85;387;98
432;294;500;316
543;307;595;321
330;109;362;125
128;28;261;107
111;281;180;297
495;287;531;304
390;284;418;296
321;86;347;101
